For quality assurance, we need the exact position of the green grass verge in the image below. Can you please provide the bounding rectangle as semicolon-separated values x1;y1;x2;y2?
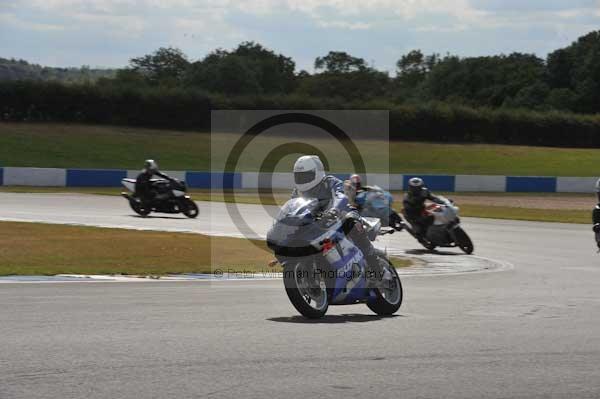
0;221;411;276
3;122;600;175
459;205;589;224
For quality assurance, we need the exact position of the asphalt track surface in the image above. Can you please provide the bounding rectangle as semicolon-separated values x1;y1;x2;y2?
1;193;600;398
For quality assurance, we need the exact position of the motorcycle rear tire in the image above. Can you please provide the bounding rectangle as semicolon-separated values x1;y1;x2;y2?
454;226;474;254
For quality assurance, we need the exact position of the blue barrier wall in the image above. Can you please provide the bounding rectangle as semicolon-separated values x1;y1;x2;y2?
66;169;127;187
0;167;596;193
506;176;557;193
186;172;242;189
403;175;455;192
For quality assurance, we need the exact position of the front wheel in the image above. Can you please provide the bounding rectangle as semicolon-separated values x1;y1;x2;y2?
283;260;328;319
367;257;403;316
129;199;151;216
181;198;199;218
454;226;474;254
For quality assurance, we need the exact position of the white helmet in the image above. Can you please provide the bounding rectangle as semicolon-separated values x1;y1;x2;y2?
293;155;325;192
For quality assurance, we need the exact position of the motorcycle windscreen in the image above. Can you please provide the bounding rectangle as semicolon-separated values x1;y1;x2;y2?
275;197;320;221
268;198;323;257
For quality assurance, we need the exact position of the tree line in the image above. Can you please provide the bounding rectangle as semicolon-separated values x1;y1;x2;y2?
3;31;600;113
95;31;600;114
3;79;600;148
0;58;116;83
3;31;600;147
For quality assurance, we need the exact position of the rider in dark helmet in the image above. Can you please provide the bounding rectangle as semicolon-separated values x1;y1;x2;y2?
402;177;445;240
135;159;171;204
291;156;388;284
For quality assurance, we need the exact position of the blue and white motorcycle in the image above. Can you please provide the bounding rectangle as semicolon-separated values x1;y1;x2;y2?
267;197;403;319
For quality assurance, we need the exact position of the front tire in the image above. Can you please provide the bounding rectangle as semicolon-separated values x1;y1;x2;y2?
454;226;474;254
129;199;151;216
283;260;328;319
367;257;403;316
181;198;199;218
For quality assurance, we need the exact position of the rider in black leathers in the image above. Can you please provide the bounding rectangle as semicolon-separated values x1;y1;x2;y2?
135;159;171;204
291;156;385;283
403;177;445;240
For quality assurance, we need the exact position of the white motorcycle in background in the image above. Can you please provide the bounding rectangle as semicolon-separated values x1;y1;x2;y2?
404;196;474;254
121;178;199;218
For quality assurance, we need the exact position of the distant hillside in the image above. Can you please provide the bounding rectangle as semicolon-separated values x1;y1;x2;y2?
0;58;116;83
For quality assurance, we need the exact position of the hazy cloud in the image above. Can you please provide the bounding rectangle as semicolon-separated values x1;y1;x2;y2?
1;0;599;71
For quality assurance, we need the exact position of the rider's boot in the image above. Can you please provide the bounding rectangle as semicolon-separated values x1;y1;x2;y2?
343;212;385;287
349;226;382;283
358;242;385;287
389;211;405;231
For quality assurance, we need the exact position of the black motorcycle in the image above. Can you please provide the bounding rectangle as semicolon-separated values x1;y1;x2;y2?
121;178;199;218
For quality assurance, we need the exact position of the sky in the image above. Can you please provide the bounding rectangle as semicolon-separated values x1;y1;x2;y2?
1;0;600;72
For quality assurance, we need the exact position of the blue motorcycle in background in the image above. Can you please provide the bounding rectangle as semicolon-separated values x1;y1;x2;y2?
267;197;403;319
355;186;404;230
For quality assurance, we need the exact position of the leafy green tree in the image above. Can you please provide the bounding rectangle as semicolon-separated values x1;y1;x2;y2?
296;69;389;101
0;57;115;83
423;53;546;107
547;49;573;89
129;47;190;86
230;42;296;93
186;42;295;94
298;51;388;100
314;51;367;73
396;50;439;88
546;88;577;111
504;82;550;110
546;31;600;112
109;69;149;88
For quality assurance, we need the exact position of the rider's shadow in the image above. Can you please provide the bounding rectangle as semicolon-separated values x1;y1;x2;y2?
405;249;460;256
129;215;187;220
267;314;403;324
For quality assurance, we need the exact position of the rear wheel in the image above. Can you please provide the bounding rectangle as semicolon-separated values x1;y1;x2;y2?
181;198;199;218
454;226;474;254
129;199;151;216
422;240;436;251
367;257;403;316
283;260;328;319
